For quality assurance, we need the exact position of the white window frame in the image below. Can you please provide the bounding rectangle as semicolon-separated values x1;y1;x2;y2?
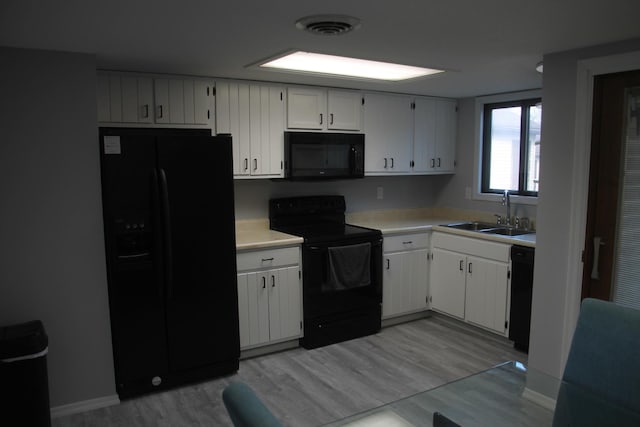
473;89;542;206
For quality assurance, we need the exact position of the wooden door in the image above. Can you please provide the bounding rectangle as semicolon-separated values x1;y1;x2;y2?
582;70;640;301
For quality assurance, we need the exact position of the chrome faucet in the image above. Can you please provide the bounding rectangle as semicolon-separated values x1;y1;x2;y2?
502;190;511;226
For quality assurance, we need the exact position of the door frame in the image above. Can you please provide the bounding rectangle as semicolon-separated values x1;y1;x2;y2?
565;50;640;365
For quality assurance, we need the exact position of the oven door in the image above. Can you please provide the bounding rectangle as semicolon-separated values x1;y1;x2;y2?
302;236;382;320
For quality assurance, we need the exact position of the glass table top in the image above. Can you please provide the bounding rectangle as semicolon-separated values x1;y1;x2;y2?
323;361;558;427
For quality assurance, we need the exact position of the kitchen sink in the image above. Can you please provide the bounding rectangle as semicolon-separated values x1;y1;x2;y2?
442;222;534;236
480;227;534;236
441;222;497;231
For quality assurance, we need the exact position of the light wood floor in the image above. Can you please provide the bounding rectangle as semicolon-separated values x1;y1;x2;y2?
52;313;527;427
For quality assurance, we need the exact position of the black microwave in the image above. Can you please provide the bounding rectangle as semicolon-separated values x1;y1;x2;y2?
284;132;365;180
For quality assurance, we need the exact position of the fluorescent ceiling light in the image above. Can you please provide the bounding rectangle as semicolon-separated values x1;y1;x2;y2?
259;51;444;81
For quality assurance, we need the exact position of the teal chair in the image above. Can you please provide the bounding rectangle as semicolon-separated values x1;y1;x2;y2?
552;298;640;426
222;382;283;427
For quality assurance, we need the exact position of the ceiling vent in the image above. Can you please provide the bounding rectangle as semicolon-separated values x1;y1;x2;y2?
295;15;361;36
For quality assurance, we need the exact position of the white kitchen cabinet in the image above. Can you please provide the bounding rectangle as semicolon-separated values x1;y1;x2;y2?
154;78;211;125
236;246;302;349
382;232;430;318
216;81;285;178
430;232;510;335
430;247;467;319
97;71;213;127
287;87;362;131
363;92;414;174
413;98;457;174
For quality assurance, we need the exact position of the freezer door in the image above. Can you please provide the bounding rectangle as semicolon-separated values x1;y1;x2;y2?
156;134;240;372
99;132;170;391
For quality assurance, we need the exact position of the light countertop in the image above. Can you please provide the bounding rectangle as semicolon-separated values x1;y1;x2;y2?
235;219;303;251
235;208;536;251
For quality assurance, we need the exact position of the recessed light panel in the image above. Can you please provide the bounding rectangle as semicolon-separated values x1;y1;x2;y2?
259;51;444;82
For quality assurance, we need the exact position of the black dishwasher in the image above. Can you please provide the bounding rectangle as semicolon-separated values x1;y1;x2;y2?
509;245;535;352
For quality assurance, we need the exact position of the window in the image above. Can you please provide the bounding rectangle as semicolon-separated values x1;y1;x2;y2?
481;98;541;196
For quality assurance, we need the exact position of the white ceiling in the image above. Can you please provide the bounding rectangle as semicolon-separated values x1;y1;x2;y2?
1;0;639;98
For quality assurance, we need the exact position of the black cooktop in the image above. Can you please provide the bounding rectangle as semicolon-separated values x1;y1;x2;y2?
269;195;381;244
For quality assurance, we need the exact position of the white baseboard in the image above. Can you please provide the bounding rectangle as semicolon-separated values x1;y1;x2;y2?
522;387;557;412
50;394;120;419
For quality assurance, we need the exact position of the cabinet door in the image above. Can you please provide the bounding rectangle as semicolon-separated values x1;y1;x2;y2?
250;85;285;177
237;272;270;348
430;248;466;319
154;79;170;124
435;99;457;172
383;249;429;318
328;90;362;131
193;80;212;125
121;77;153;123
216;82;251;176
382;253;403;317
363;93;413;174
268;266;302;342
465;256;509;333
406;249;429;313
287;87;326;129
413;97;436;173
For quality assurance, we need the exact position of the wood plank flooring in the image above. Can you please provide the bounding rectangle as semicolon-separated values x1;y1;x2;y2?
52;314;527;427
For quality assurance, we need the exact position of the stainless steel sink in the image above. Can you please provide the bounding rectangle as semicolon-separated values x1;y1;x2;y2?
479;227;534;236
442;222;534;236
442;222;497;231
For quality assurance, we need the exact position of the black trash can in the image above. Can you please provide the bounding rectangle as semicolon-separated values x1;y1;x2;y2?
0;320;51;427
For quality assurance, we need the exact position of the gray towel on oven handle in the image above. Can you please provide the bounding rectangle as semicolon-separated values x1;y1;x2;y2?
324;242;371;291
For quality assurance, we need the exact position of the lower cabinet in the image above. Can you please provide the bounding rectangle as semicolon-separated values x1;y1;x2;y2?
382;232;430;318
236;246;302;349
430;232;510;335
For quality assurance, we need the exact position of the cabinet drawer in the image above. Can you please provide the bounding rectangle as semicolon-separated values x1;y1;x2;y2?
432;232;509;262
237;246;299;271
384;232;429;252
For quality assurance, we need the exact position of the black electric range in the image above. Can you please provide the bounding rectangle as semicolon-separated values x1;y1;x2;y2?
269;195;383;349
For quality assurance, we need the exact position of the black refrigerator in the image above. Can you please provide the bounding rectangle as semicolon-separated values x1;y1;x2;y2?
98;127;240;399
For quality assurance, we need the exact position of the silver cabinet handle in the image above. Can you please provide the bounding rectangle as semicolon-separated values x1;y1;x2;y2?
459;260;464;271
271;275;276;287
431;158;435;168
157;105;163;119
320;113;323;125
468;262;473;274
437;158;441;167
253;158;258;171
386;259;390;270
330;113;334;125
262;276;266;289
244;158;249;171
384;158;388;168
142;104;149;118
591;237;606;280
402;241;413;245
390;158;394;168
261;257;274;262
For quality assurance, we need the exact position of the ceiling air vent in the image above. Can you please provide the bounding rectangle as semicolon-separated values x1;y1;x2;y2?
295;15;361;36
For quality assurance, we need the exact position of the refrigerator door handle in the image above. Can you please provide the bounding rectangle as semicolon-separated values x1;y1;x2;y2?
159;168;174;298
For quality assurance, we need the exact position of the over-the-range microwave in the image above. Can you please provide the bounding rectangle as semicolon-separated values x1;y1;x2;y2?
283;131;365;180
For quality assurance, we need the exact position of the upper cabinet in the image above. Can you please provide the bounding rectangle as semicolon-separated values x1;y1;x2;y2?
363;93;414;174
363;92;457;176
96;71;214;127
216;80;285;178
413;98;457;174
287;87;362;131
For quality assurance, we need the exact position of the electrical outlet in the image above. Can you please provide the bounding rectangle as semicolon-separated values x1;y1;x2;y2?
376;187;384;200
